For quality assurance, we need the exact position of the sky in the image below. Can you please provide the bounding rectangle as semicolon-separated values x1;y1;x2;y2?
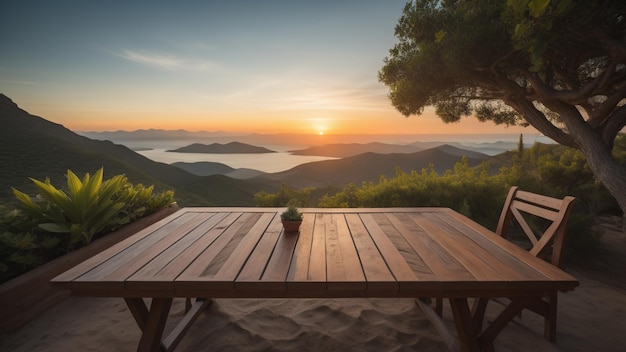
0;0;534;136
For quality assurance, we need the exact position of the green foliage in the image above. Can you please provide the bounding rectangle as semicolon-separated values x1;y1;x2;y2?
0;205;66;283
379;0;626;219
16;169;119;246
1;168;175;283
504;0;575;71
258;139;626;263
254;182;314;207
13;168;126;245
319;160;511;229
281;204;303;221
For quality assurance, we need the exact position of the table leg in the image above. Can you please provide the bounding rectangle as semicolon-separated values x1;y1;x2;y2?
124;298;172;352
471;298;488;332
477;296;532;350
449;298;480;352
125;298;150;331
124;298;211;352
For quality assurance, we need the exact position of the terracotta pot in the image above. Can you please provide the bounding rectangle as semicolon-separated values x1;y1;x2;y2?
281;220;302;233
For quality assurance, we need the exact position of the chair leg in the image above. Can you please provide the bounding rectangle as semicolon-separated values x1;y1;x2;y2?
544;292;558;342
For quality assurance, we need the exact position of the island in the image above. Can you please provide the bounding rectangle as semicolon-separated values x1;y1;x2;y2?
167;142;277;154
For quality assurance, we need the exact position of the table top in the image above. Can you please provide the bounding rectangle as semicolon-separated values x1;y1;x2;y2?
52;207;578;298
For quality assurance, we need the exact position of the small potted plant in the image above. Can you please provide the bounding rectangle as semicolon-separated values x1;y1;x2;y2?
281;204;303;233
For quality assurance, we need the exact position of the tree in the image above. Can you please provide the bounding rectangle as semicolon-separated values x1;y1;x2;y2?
379;0;626;228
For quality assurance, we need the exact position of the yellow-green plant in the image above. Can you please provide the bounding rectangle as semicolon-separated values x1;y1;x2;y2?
13;168;131;246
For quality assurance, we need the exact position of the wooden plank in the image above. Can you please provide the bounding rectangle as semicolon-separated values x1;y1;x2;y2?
386;213;477;289
285;213;328;295
408;212;515;290
262;227;300;282
511;207;539;244
175;212;255;287
443;209;578;290
325;213;366;292
212;212;276;286
512;199;558;221
285;214;315;280
359;213;429;292
344;213;397;293
236;213;283;283
73;213;210;290
308;213;327;282
126;212;232;290
51;209;190;285
431;211;552;284
515;190;563;210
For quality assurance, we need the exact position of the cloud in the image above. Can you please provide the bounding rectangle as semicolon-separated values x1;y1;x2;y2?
118;50;217;72
199;73;392;113
4;80;49;86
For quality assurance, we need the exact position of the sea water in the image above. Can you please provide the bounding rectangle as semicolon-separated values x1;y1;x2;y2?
95;133;554;174
137;149;337;173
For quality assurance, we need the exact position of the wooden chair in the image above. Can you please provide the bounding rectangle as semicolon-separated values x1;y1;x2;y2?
428;186;575;342
473;186;576;342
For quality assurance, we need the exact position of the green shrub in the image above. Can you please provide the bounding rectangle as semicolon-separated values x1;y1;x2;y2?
1;168;175;283
12;168;174;247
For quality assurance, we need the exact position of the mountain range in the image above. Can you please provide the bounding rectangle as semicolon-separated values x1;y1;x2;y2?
0;94;270;206
0;93;515;206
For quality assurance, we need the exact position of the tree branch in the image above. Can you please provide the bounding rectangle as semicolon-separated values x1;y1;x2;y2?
504;96;577;148
525;70;609;104
593;60;619;94
601;105;626;148
590;82;626;126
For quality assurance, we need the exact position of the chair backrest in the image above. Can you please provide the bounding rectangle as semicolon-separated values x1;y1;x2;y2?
496;186;575;267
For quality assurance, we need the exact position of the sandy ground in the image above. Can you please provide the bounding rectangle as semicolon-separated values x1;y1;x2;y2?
1;217;625;352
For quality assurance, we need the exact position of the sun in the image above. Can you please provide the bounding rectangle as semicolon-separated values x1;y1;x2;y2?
311;117;329;136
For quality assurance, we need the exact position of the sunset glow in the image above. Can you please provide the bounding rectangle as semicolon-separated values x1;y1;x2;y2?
0;1;534;136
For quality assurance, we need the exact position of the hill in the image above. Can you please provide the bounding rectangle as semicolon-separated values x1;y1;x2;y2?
0;94;265;206
256;145;491;188
171;161;266;179
288;142;422;157
168;142;276;154
171;161;235;176
1;93;502;207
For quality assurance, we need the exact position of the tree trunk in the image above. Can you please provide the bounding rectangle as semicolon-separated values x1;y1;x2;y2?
566;119;626;234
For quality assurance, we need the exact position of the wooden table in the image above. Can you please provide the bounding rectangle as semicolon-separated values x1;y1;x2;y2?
51;207;578;352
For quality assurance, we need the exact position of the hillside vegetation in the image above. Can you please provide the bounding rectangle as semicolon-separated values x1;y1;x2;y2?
256;137;626;263
0;94;265;207
2;93;624;264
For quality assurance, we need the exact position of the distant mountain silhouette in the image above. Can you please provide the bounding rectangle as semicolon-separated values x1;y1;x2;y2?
172;161;235;175
79;129;543;156
1;93;507;207
0;94;266;206
289;142;422;157
79;129;235;141
256;145;491;188
171;161;266;179
168;142;276;154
